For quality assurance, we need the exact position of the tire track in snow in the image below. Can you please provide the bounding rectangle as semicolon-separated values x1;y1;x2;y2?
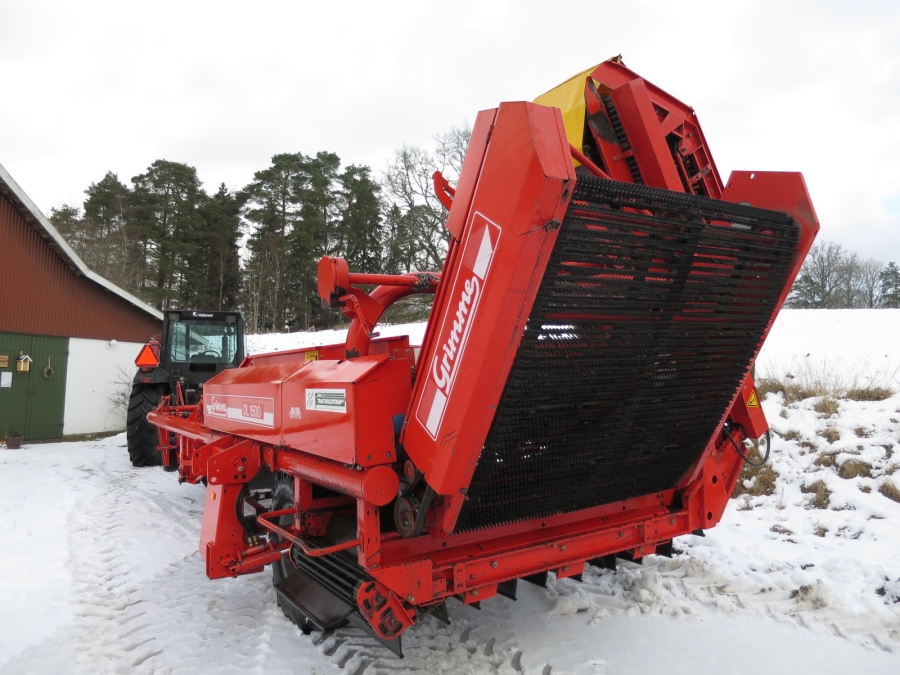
1;461;320;674
304;596;527;675
1;456;528;675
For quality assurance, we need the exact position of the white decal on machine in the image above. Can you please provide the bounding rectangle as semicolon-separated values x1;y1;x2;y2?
416;213;501;439
204;394;275;428
306;388;347;414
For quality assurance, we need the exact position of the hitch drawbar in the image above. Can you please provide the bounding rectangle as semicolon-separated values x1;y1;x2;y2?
147;57;818;651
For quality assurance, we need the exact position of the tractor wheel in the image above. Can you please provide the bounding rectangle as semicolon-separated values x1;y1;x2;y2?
126;384;163;467
271;473;316;634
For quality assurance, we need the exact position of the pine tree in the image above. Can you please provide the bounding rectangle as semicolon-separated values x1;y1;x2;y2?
241;153;307;332
338;164;383;274
49;205;86;257
185;184;242;311
83;172;139;294
129;160;205;310
879;262;900;307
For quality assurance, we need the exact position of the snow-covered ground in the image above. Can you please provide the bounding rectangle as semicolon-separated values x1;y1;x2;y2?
2;310;900;674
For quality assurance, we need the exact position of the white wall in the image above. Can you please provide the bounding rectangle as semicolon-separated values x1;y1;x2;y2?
63;338;146;435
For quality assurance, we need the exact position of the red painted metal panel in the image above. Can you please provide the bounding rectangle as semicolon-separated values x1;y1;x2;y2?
203;353;411;466
281;356;411;466
586;61;724;198
444;109;497;240
402;102;576;501
0;194;160;342
202;362;299;443
610;78;686;192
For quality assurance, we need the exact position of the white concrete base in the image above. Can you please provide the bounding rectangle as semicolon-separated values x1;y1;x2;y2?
63;338;146;435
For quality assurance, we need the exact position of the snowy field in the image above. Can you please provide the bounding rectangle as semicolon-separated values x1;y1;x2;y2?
2;310;900;674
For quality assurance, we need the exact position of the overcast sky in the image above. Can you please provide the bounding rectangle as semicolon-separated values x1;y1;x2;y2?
2;0;899;261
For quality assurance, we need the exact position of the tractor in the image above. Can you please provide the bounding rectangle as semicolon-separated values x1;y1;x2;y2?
128;310;245;466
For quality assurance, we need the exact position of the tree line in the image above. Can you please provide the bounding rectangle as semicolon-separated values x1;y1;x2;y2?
54;134;893;330
786;241;900;309
51;125;470;332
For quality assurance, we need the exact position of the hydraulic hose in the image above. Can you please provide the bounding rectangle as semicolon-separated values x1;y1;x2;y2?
724;424;771;467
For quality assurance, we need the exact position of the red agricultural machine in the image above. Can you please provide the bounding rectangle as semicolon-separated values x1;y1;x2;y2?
148;58;818;655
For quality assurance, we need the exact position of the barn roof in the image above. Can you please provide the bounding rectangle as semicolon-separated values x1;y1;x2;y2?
0;161;163;321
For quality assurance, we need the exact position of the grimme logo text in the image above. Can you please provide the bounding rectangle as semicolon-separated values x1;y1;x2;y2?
207;397;227;416
432;275;479;392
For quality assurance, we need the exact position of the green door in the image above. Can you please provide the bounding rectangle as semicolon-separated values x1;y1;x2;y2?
0;333;69;441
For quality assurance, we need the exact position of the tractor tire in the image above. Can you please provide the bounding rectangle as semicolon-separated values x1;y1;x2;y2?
126;384;163;467
271;473;316;634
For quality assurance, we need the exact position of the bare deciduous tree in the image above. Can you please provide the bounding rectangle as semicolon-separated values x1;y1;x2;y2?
788;241;885;308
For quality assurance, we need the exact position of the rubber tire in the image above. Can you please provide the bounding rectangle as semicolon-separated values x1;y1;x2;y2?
271;473;316;634
126;384;163;467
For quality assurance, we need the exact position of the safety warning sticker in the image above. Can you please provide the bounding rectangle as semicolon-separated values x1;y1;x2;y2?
747;390;760;407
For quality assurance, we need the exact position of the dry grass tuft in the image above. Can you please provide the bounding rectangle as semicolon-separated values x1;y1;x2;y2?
879;480;900;504
801;480;832;509
859;485;872;494
755;362;893;406
814;451;839;468
844;386;894;402
732;446;778;498
814;525;829;537
780;429;802;442
853;426;872;438
818;427;841;444
799;439;818;452
813;395;839;416
755;377;819;404
838;459;871;479
770;524;792;535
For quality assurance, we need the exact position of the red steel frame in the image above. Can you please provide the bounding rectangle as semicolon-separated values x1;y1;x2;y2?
147;64;819;643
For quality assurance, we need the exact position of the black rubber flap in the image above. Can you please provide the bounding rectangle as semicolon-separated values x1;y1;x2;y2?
275;566;356;630
456;176;798;531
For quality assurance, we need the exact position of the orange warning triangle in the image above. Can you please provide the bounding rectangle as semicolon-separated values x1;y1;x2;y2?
135;344;159;368
747;390;760;408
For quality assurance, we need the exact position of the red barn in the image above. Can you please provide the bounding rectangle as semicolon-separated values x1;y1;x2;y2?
0;162;161;441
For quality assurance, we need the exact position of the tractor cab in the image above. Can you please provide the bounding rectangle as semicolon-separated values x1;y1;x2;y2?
162;311;244;383
128;310;245;467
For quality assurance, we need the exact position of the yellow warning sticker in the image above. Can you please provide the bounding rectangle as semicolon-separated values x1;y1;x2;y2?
747;390;760;408
305;351;318;361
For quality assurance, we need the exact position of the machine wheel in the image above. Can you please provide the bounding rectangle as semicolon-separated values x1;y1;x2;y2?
271;473;316;634
126;384;163;467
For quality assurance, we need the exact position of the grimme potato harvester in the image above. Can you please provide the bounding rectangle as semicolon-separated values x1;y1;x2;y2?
148;58;818;654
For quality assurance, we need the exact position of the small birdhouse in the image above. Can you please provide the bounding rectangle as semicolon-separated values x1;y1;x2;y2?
16;353;32;373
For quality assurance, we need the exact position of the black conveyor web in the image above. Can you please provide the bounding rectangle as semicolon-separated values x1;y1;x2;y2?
455;176;799;532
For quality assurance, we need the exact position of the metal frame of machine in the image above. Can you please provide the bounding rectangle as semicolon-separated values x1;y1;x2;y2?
147;59;819;654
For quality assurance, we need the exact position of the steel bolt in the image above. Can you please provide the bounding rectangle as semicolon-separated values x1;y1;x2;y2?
560;545;566;552
491;561;498;568
470;573;477;580
407;594;415;602
471;589;478;597
386;451;392;458
237;465;244;473
563;566;569;572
